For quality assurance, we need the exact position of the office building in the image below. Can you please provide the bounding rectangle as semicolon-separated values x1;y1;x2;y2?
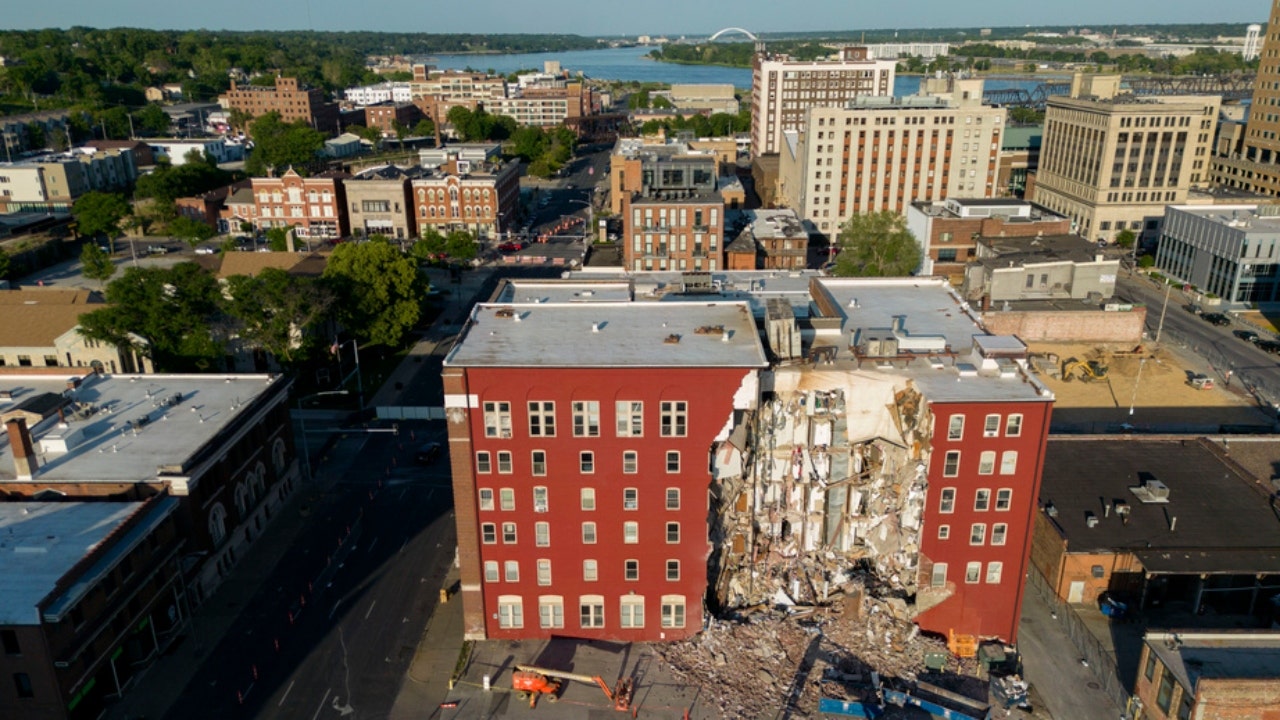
220;77;340;135
1154;203;1280;303
906;198;1072;278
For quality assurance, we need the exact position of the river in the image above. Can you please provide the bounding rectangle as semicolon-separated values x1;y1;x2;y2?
425;45;1044;95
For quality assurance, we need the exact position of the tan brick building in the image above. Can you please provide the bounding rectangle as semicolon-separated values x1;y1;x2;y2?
609;137;720;214
1211;1;1280;197
905;198;1072;278
777;78;1006;238
1031;74;1219;244
751;47;896;157
364;102;424;138
344;165;419;241
1135;631;1280;720
221;77;340;135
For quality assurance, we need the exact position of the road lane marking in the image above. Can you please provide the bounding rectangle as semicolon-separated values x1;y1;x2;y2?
279;680;295;707
399;538;408;554
311;688;332;720
366;537;378;554
365;600;377;619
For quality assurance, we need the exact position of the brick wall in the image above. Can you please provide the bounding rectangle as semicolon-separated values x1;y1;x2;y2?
979;308;1146;343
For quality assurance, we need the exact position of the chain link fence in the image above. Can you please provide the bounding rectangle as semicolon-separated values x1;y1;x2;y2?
1156;323;1280;425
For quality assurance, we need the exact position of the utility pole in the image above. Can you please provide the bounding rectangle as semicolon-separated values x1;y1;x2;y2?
1154;280;1172;345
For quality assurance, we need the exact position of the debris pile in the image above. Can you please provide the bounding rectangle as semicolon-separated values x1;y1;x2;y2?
655;592;962;718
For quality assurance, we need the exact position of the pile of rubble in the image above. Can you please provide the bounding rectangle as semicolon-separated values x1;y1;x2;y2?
655;590;961;718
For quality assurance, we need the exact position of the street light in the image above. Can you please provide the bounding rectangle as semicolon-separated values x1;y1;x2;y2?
331;338;365;409
566;199;594;244
294;390;349;482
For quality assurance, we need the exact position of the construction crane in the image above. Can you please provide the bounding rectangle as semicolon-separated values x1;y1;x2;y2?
511;664;635;711
1061;357;1109;382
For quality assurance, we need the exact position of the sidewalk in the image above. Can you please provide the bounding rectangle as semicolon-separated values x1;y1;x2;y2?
103;436;363;720
388;562;465;720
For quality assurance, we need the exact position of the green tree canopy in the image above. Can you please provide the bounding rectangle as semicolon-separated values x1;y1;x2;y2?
445;230;477;261
72;191;131;239
223;268;335;365
133;158;234;204
77;262;226;371
411;228;446;261
1114;228;1137;249
0;251;12;282
79;244;117;288
266;226;291;251
169;215;216;248
322;238;426;347
133;103;171;136
831;211;923;277
244;112;325;176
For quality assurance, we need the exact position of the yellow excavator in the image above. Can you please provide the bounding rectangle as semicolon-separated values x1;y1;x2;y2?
1061;357;1109;382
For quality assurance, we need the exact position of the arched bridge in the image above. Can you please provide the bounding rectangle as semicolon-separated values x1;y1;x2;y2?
983;74;1255;109
708;27;758;42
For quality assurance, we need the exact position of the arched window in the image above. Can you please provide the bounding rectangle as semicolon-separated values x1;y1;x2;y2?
419;205;427;217
417;188;425;200
234;483;250;520
449;187;459;202
209;503;227;546
463;189;471;201
429;206;436;217
272;438;287;474
483;188;491;199
464;205;472;216
252;461;267;498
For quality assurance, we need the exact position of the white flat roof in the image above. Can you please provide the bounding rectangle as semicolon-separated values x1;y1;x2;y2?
815;277;984;351
0;501;149;624
0;372;284;483
445;302;768;368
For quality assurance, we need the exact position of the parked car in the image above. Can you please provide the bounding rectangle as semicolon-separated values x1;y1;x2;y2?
1184;303;1202;315
1201;312;1231;327
498;241;528;252
415;441;442;464
1234;330;1260;343
1259;340;1280;355
194;246;218;255
146;245;170;255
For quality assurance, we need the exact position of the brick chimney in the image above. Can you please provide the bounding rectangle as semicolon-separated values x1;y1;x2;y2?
6;418;39;480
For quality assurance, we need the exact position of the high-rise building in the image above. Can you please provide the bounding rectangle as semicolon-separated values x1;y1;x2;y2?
751;47;896;157
1032;74;1219;244
1212;9;1280;195
776;78;1005;238
1244;23;1263;62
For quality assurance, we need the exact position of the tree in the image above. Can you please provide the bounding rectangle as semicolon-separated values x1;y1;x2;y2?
133;103;171;136
77;263;226;371
322;238;426;347
411;228;446;261
1114;228;1137;249
72;192;131;239
169;215;216;248
79;244;116;288
831;212;923;277
266;226;291;251
244;112;325;176
412;118;435;139
445;230;477;261
0;251;11;282
223;268;335;364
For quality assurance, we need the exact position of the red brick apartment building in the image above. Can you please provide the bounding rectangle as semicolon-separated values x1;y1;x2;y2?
221;77;340;135
442;302;768;641
247;169;349;239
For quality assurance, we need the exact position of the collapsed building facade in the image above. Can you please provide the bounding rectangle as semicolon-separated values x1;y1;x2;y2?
456;272;1054;645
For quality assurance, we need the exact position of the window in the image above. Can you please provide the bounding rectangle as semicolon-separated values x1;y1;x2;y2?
666;522;680;543
986;562;1003;584
1156;666;1175;713
996;489;1012;511
580;596;605;628
623;451;638;474
582;522;597;544
484;561;499;582
535;521;550;547
1006;414;1023;437
625;559;639;581
497;596;523;628
539;596;564;628
1;630;18;655
478;488;494;511
208;503;227;546
661;595;686;628
667;559;680;580
581;488;596;511
500;488;515;511
1177;687;1193;720
665;451;680;473
620;596;645;628
502;522;517;544
533;486;548;513
666;488;680;510
483;401;512;437
1144;651;1157;681
13;672;33;699
497;451;512;474
943;451;960;477
970;524;986;545
992;523;1008;546
965;562;982;584
1000;451;1018;475
984;414;1000;437
537;559;551;586
978;451;996;475
481;523;496;543
531;451;547;476
528;401;556;436
573;401;600;437
947;415;964;440
940;488;956;513
923;537;956;578
660;401;688;436
583;560;598;581
476;451;491;474
937;525;950;540
624;521;639;543
975;489;990;511
580;451;594;473
623;488;638;510
504;560;520;582
616;400;643;436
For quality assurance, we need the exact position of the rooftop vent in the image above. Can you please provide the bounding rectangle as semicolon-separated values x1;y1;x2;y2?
1130;477;1170;504
1085;511;1099;528
664;334;681;344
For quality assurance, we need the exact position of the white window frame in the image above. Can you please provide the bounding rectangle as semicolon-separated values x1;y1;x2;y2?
666;522;680;544
580;451;594;474
484;560;499;582
931;562;948;588
539;596;564;629
943;451;961;477
1000;451;1018;475
497;595;523;628
476;451;491;474
616;400;643;437
986;561;1003;584
975;489;991;512
502;522;517;544
660;401;688;437
572;400;600;437
623;488;638;511
970;523;986;545
984;414;1000;437
528;401;556;437
533;486;548;513
497;451;513;474
948;415;964;440
940;487;956;513
624;558;639;581
965;562;982;584
537;559;551;586
483;401;512;438
623;521;639;544
579;595;605;628
583;559;598;582
535;521;550;547
666;488;680;510
996;488;1013;511
666;451;680;473
481;522;496;544
992;523;1008;546
499;488;515;511
531;450;547;476
978;451;996;475
623;451;638;474
582;522;598;544
504;560;519;582
937;524;950;540
666;559;680;581
580;488;596;511
620;596;645;628
478;488;494;511
661;595;686;628
1006;414;1023;437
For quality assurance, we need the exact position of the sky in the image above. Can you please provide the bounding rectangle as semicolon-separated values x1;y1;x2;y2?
3;0;1267;36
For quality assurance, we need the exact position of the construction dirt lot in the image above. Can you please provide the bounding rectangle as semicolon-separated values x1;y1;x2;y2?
1029;342;1276;431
